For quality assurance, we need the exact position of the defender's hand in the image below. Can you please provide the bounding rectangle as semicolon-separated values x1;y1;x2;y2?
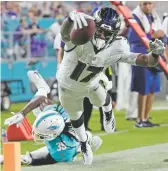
4;112;24;127
69;11;95;30
149;39;165;58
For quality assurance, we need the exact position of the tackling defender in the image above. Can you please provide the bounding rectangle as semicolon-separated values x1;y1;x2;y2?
57;6;165;165
4;70;102;165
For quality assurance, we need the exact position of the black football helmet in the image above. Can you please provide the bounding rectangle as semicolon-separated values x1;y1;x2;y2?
92;7;121;49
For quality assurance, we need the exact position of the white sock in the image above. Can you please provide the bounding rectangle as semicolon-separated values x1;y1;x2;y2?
70;111;87;142
74;123;87;142
30;146;49;159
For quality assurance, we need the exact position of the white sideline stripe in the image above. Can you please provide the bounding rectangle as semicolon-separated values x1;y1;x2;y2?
160;123;168;127
95;123;168;137
93;106;168;111
94;130;128;137
152;107;168;110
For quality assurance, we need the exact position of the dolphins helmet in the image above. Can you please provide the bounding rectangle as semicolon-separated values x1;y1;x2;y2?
32;110;65;142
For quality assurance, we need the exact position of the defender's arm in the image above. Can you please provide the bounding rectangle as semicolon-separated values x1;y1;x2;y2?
21;96;52;116
4;96;52;126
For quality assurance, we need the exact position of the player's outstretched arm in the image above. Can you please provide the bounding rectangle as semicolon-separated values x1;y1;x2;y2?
135;53;158;67
135;39;165;67
4;96;52;126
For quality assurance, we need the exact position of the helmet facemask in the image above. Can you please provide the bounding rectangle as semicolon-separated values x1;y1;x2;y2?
32;129;59;143
92;7;121;50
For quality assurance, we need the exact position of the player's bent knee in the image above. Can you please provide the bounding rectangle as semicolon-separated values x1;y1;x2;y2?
90;94;106;107
89;85;107;107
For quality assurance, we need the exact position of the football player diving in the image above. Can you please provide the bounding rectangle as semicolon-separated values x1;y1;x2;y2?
3;70;102;165
56;6;165;165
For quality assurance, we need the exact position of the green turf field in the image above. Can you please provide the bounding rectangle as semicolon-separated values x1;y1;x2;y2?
1;103;168;156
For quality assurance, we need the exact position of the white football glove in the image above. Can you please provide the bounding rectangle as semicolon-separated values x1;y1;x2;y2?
149;39;165;57
21;151;32;165
69;11;95;30
4;112;24;128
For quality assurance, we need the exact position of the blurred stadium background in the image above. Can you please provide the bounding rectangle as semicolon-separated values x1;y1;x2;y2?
1;1;168;109
1;1;168;170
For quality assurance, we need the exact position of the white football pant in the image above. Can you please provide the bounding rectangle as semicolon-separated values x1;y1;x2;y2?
58;84;106;120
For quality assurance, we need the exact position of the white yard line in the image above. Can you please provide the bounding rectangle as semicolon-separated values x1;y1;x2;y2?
94;123;168;137
152;107;168;110
160;123;168;127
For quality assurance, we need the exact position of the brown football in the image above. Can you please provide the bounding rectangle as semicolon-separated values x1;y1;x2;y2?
70;19;96;45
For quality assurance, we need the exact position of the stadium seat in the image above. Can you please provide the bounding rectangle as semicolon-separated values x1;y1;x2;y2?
47;41;55;57
3;18;20;32
37;18;56;29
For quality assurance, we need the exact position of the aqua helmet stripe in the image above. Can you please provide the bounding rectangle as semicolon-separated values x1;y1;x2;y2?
36;113;58;127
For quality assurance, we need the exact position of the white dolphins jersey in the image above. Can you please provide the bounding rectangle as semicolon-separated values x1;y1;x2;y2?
57;36;139;90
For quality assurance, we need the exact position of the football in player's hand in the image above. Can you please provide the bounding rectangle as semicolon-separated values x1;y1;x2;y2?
70;19;96;45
